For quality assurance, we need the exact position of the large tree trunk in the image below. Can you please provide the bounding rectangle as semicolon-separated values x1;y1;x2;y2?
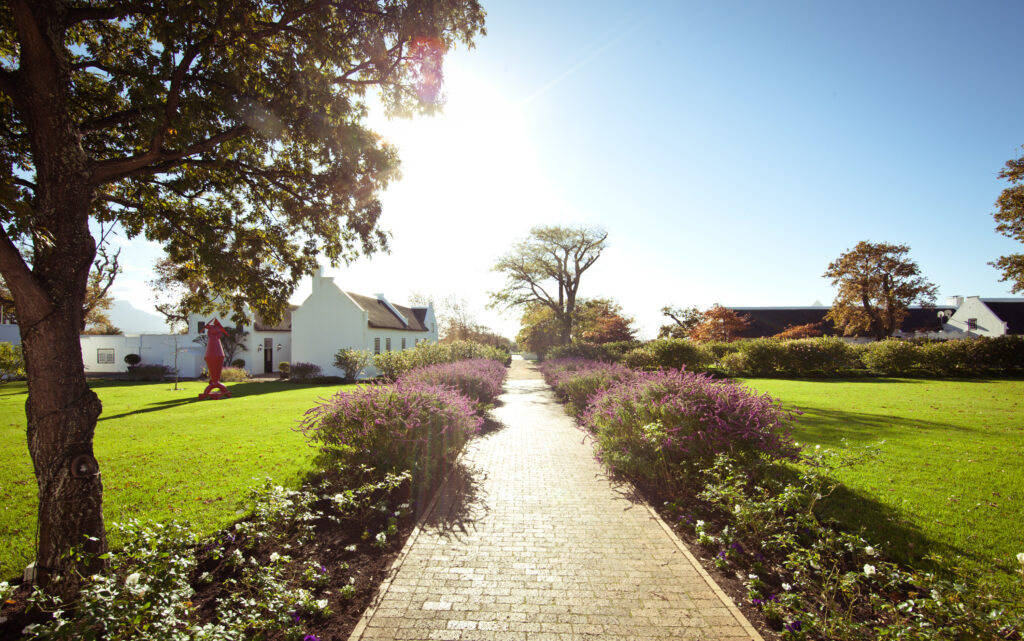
2;0;110;590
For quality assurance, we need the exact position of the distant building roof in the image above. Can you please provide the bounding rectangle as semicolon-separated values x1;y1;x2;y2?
252;305;298;332
346;292;430;332
981;299;1024;334
727;305;955;338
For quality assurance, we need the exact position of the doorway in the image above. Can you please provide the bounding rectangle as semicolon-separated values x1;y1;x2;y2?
264;338;273;374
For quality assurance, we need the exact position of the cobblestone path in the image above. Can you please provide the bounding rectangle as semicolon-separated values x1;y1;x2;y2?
348;359;761;641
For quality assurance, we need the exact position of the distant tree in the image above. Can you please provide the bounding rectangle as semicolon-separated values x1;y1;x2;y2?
515;303;563;358
824;241;937;340
0;0;484;585
990;147;1024;293
81;320;123;336
773;322;824;339
576;298;636;344
658;305;702;339
0;342;25;381
688;305;752;343
490;225;608;346
408;292;512;350
194;324;249;366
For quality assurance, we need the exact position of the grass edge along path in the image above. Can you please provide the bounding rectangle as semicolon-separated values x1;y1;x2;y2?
741;377;1024;589
0;379;354;581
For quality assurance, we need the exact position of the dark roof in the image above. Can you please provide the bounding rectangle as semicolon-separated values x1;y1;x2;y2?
727;306;955;338
346;292;430;332
252;305;298;332
982;300;1024;334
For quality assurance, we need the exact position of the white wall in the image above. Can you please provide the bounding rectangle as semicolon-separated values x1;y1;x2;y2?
944;297;1007;337
81;334;204;377
248;331;292;375
291;272;371;377
0;324;20;345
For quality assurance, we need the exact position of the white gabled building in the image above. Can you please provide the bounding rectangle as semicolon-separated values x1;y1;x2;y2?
940;296;1024;337
291;269;437;378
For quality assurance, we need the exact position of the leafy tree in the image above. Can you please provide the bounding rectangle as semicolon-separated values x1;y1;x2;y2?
991;147;1024;293
490;225;608;346
409;292;510;348
0;0;485;587
193;324;248;366
0;342;25;381
688;305;752;343
824;241;937;340
773;322;824;339
515;303;562;358
658;305;702;339
333;348;372;383
576;298;636;344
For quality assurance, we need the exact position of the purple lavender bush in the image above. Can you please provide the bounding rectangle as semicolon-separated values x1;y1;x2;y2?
548;360;635;416
298;381;482;487
537;357;603;388
582;369;798;485
397;358;507;407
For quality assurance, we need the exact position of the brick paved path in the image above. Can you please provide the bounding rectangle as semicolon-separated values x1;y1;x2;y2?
349;359;762;641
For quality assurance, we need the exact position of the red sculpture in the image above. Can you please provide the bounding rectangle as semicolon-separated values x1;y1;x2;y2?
198;319;232;400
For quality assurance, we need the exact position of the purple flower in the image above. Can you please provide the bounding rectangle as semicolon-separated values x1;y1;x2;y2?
785;620;802;632
304;635;321;641
291;610;302;624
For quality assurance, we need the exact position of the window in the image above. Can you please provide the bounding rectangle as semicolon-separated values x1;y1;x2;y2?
374;337;380;354
197;321;205;334
97;348;115;364
386;337;391;352
401;338;406;350
967;318;978;331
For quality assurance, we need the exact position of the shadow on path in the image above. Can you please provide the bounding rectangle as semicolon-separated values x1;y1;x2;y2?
421;461;489;542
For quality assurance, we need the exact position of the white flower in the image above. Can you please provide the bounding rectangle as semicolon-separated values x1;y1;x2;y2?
734;504;742;514
815;444;821;450
269;552;280;563
124;572;141;586
314;598;329;611
863;564;877;577
748;573;759;581
695;520;705;529
865;546;876;556
781;582;792;591
1017;552;1024;565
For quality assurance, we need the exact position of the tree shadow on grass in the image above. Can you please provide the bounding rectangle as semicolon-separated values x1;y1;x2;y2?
789;406;981;448
95;381;347;421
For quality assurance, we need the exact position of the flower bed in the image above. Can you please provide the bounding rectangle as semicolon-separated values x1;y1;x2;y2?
396;358;506;407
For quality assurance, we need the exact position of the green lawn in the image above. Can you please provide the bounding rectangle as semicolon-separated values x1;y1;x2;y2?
742;377;1024;585
0;379;352;580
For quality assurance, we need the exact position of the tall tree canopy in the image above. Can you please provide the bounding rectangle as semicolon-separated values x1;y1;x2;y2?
490;225;607;346
991;147;1024;293
824;241;937;340
0;0;485;587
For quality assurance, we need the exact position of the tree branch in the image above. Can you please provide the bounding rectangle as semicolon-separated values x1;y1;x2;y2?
92;125;249;183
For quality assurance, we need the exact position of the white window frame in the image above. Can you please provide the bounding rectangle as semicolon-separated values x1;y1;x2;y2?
374;337;380;354
386;337;391;352
97;348;115;364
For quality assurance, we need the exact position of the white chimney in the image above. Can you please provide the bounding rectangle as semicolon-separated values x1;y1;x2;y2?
376;293;408;327
946;295;964;308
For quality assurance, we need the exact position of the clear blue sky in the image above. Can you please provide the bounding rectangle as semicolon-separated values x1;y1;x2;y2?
112;0;1024;339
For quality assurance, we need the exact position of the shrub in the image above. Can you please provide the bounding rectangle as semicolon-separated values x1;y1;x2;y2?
622;347;658;370
374;340;509;381
971;335;1024;373
230;358;245;368
718;350;750;376
299;381;481;489
601;340;644;362
582;369;798;484
288;362;322;381
537;357;603;387
397;359;506;407
780;336;858;375
646;338;710;371
547;361;635;417
703;341;741;361
219;366;248;382
123;353;141;366
0;342;25;380
277;361;290;378
857;339;921;375
546;342;616;363
127;363;175;381
333;348;372;383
